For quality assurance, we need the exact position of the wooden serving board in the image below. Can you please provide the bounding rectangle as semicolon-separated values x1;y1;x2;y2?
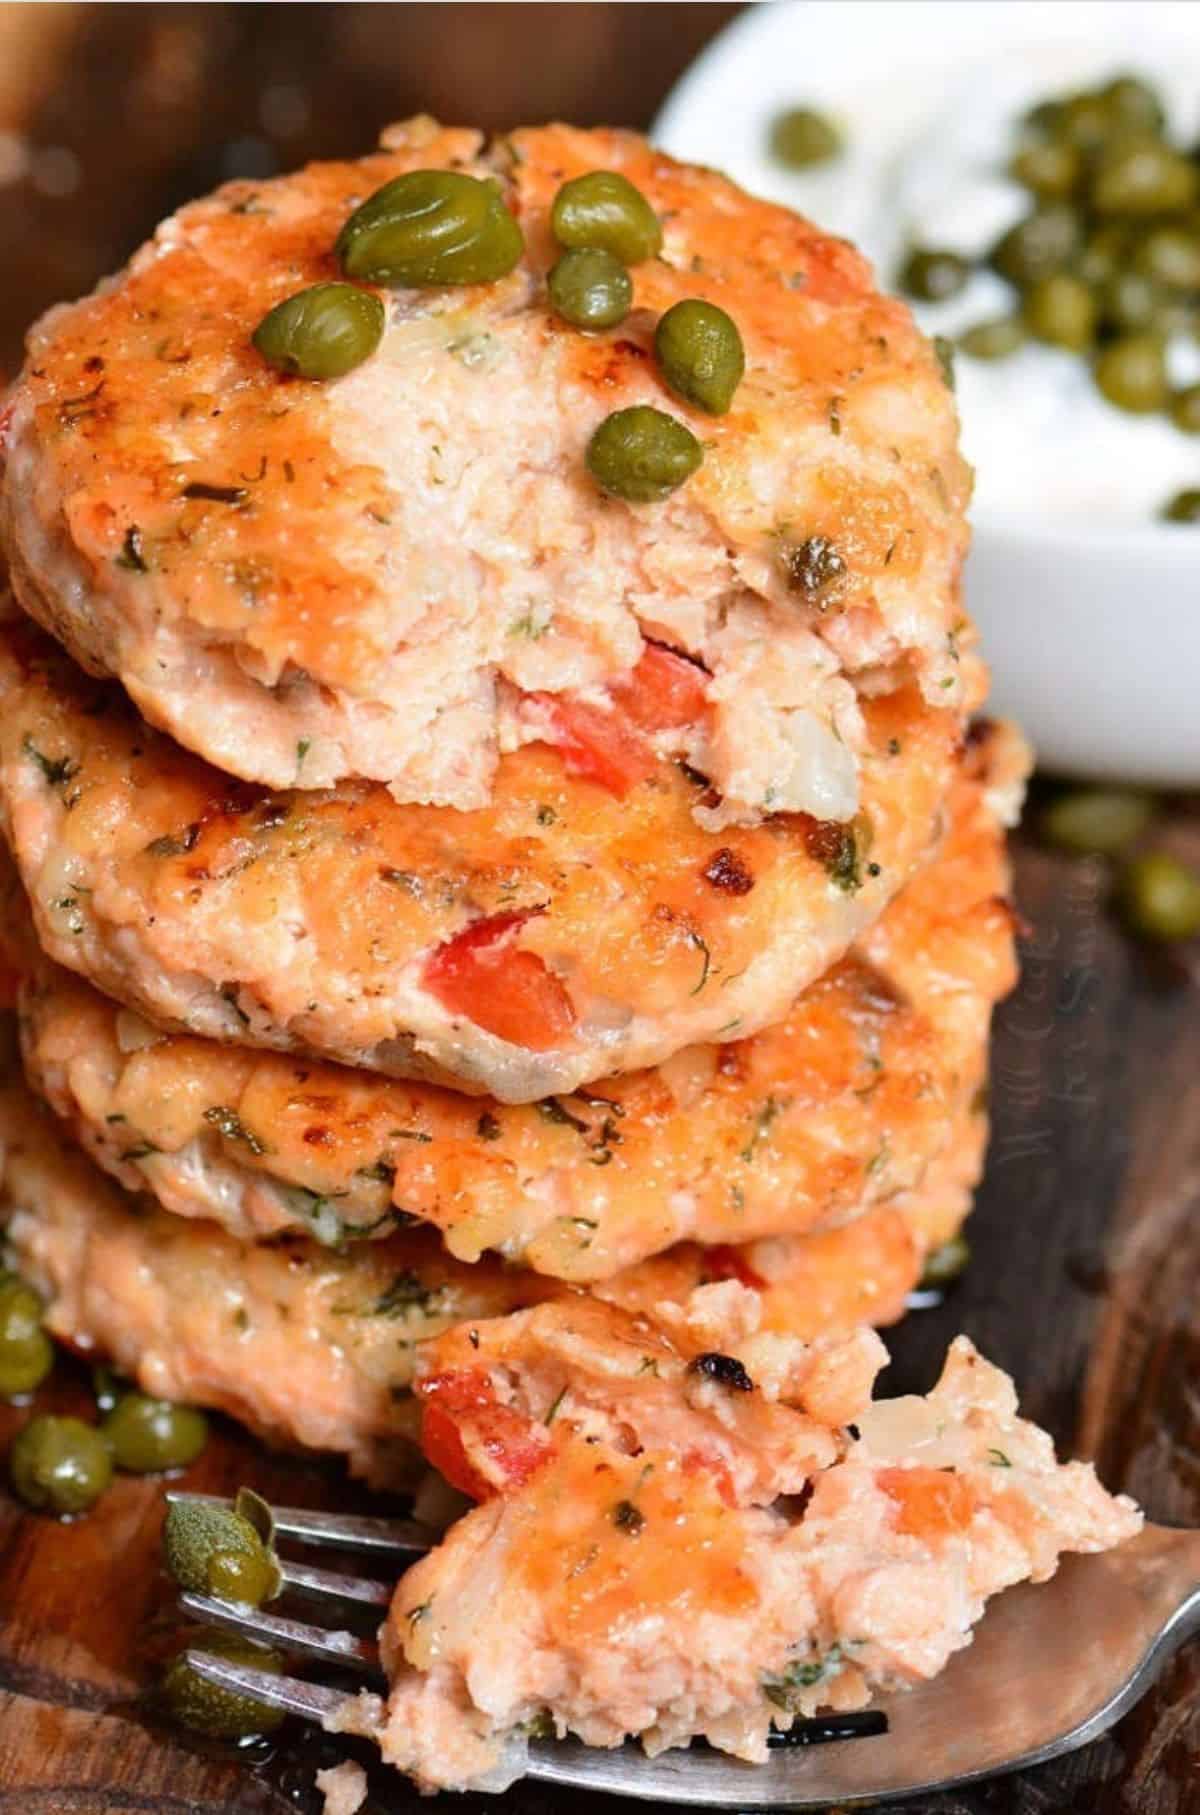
1;815;1199;1815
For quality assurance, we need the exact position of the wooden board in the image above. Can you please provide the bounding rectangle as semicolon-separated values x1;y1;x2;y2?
1;815;1198;1815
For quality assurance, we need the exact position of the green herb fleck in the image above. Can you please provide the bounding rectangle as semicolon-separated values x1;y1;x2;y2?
373;1271;444;1318
203;1105;269;1156
116;526;148;572
611;1498;645;1535
476;1112;502;1142
537;1098;589;1134
23;735;80;793
145;823;200;859
763;1645;844;1711
741;1096;783;1162
987;1447;1012;1468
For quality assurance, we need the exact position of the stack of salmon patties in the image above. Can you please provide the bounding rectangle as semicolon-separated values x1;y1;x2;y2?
0;120;1059;1786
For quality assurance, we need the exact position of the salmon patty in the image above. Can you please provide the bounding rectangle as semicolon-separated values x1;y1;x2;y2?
0;118;973;824
333;1302;1139;1792
0;1072;977;1489
0;609;974;1101
5;719;1025;1276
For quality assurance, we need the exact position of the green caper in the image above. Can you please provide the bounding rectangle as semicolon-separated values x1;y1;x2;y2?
163;1632;285;1738
1132;224;1200;291
1161;487;1200;522
1009;138;1081;201
1076;223;1131;288
10;1414;113;1517
586;405;702;502
0;1275;54;1399
654;298;745;415
767;106;843;170
1039;787;1156;856
1056;90;1117;152
1099;271;1166;335
102;1393;208;1474
897;247;970;303
1093;333;1168;413
547;247;632;329
990;205;1082;287
163;1498;281;1604
336;169;524;287
1100;75;1166;136
918;1234;971;1290
252;283;384;380
1023;271;1096;350
1170;385;1200;434
1091;137;1199;217
551;170;662;265
958;316;1027;361
1116;852;1200;942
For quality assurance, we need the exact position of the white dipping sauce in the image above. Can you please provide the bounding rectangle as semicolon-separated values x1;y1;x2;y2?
727;40;1200;529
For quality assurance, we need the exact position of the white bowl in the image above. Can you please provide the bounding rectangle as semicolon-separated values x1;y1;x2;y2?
655;0;1200;784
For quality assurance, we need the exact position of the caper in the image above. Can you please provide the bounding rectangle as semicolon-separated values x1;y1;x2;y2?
990;205;1082;287
768;106;843;169
958;316;1027;361
1116;852;1200;942
1133;224;1200;291
551;170;662;266
1039;787;1155;856
1100;75;1166;136
0;1275;54;1399
1023;271;1096;350
586;405;702;502
1009;138;1080;201
1161;487;1200;522
1099;271;1166;335
1057;90;1117;152
102;1393;208;1473
918;1234;971;1290
252;283;384;380
1076;224;1131;288
897;247;970;303
1093;333;1168;413
336;169;524;287
163;1498;281;1604
654;298;745;415
10;1415;113;1517
1091;137;1199;217
1170;385;1200;434
547;247;632;329
163;1632;285;1738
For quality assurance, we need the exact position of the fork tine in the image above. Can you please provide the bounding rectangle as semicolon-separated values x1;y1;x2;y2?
184;1651;345;1724
179;1592;380;1674
166;1491;432;1557
279;1557;392;1609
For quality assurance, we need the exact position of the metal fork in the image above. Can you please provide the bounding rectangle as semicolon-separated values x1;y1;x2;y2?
172;1491;1200;1808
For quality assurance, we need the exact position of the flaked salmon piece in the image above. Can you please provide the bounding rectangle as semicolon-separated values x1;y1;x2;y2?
4;721;1025;1276
331;1304;1140;1792
0;607;975;1102
0;1073;975;1489
0;118;972;825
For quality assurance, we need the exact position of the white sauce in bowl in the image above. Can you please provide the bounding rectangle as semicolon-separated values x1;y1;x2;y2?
656;4;1200;530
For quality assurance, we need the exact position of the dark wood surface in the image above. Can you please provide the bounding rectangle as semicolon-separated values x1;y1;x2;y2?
0;5;1198;1808
1;815;1198;1815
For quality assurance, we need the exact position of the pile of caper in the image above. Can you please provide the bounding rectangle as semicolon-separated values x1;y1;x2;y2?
897;72;1200;520
252;160;745;506
2;1277;211;1517
1039;786;1200;943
